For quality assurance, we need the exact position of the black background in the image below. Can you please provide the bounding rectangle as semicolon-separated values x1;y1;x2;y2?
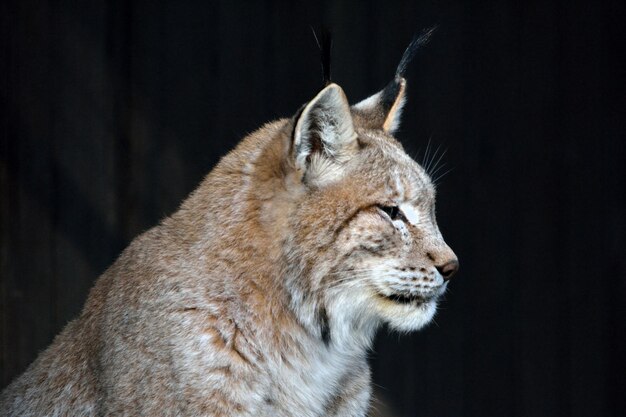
1;1;625;416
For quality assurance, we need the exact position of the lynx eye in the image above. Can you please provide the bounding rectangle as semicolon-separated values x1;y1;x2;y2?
378;205;405;222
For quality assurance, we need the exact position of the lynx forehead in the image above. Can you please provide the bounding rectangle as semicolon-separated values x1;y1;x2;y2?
1;30;458;417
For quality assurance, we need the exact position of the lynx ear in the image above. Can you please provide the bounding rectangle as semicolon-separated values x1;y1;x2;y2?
293;83;357;184
352;28;436;134
352;78;407;134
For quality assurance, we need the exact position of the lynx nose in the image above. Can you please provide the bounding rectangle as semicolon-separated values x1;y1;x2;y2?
436;259;459;281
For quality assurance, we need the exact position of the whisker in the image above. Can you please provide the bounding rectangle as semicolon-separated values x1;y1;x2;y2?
422;142;433;172
324;274;374;283
428;146;448;177
326;268;380;275
324;276;373;286
324;276;379;289
324;281;366;292
426;143;444;176
428;161;447;179
432;167;454;185
323;273;398;290
425;143;441;174
421;136;433;168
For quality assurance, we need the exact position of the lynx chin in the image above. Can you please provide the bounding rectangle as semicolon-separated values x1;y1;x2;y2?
1;32;458;417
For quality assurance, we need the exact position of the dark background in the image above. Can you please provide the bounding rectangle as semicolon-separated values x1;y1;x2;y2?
1;1;625;416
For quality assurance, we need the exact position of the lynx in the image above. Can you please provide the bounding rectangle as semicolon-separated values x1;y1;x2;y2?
1;32;458;417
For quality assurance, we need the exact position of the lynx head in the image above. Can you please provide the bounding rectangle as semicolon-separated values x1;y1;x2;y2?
256;30;457;344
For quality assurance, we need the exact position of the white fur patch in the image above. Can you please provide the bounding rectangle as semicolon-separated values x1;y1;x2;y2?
394;175;405;199
351;91;381;111
399;203;420;226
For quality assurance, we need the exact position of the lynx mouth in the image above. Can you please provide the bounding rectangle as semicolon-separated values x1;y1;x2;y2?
376;291;433;306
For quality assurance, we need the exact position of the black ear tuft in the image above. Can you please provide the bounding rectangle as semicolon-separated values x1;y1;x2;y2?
351;26;438;133
395;25;438;78
311;26;333;86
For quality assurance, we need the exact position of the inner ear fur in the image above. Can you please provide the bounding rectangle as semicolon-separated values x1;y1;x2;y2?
351;77;407;134
292;83;357;172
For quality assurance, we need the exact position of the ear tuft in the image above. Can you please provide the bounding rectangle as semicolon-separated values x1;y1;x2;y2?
311;26;333;86
395;26;437;78
351;27;437;134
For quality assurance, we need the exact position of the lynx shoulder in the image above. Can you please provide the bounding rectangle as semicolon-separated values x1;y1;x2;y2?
1;33;458;417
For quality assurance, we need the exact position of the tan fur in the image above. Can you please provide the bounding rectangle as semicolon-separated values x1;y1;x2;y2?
1;80;457;417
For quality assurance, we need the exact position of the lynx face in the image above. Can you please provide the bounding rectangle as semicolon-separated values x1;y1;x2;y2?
279;79;458;342
327;132;457;332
